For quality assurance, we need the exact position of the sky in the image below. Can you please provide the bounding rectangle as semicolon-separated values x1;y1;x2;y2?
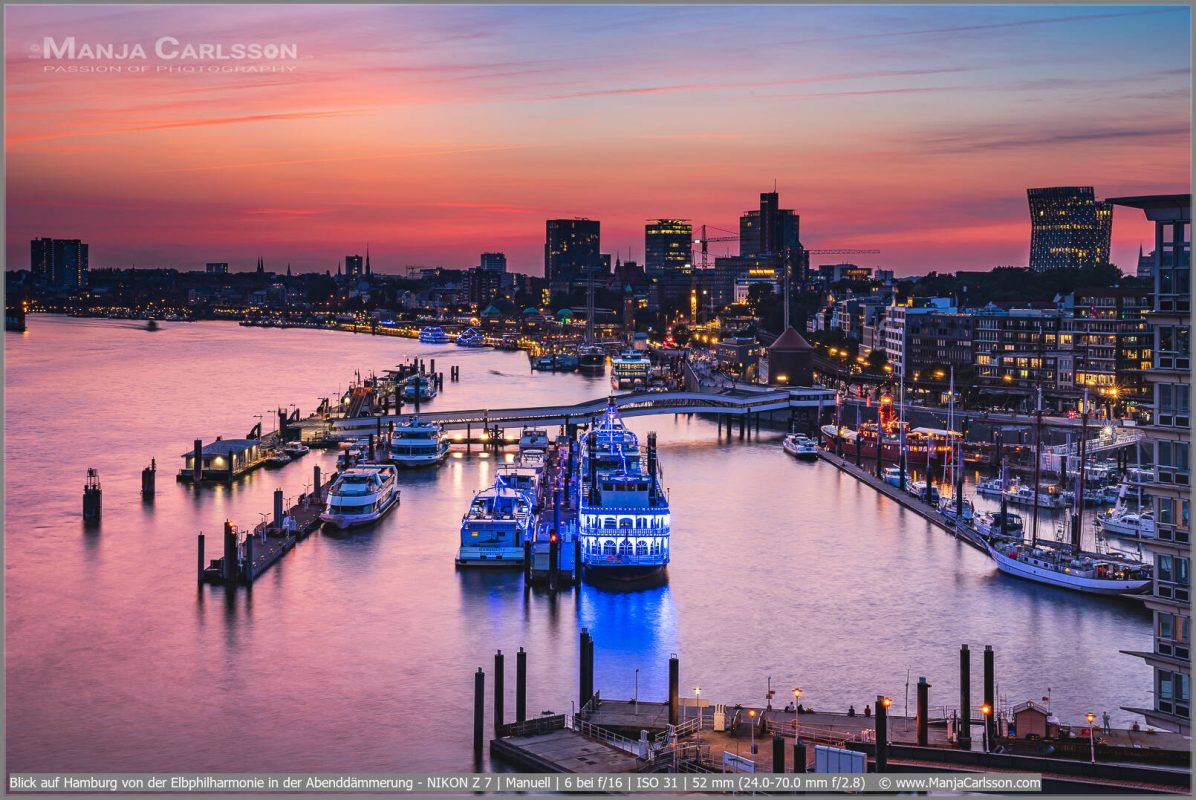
4;4;1191;276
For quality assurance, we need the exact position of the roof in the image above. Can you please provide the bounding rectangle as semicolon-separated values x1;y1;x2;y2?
1105;194;1191;222
768;326;812;353
1011;700;1050;716
183;438;259;457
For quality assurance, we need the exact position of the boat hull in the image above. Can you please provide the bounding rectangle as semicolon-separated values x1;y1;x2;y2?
320;491;400;530
456;546;526;567
582;563;668;583
984;542;1151;595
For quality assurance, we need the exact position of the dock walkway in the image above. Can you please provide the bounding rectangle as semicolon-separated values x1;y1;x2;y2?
491;728;642;773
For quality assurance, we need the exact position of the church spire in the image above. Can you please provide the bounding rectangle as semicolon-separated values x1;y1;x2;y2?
365;243;371;276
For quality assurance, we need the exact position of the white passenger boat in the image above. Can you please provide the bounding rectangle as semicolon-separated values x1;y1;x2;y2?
610;349;651;391
283;441;309;458
455;328;488;348
782;433;818;461
320;465;400;530
388;417;449;467
265;449;291;467
975;477;1006;498
518;428;551;453
418;326;451;344
1004;483;1067;509
456;480;535;566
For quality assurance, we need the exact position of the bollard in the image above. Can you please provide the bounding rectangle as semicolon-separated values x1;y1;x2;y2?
668;654;680;726
494;650;505;737
141;458;156;499
516;647;527;723
274;489;284;530
959;645;972;749
917;677;930;746
523;540;531;576
875;695;888;772
772;733;785;773
197;533;206;583
313;465;322;503
222;521;236;584
792;741;807;773
984;645;995;745
473;668;485;754
82;468;102;522
193;439;204;482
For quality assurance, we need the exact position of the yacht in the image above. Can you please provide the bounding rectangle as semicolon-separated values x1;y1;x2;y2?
782;433;818;461
578;404;671;581
456;479;535;566
455;328;487;348
498;452;546;510
401;375;437;401
418;325;452;344
972;509;1025;539
320;465;400;530
283;441;310;458
1097;510;1157;539
610;349;652;391
518;428;551;453
388;417;450;467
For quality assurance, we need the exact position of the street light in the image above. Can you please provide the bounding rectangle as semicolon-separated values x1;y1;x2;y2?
981;704;992;753
748;708;757;755
694;687;702;753
1086;712;1096;764
793;688;802;738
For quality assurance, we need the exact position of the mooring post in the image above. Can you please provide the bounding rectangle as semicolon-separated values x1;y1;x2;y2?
983;645;995;746
193;439;204;482
917;676;930;746
772;733;785;772
668;654;680;726
142;458;156;499
959;644;972;749
313;465;322;503
875;695;888;772
516;647;527;723
792;741;807;773
244;531;254;585
583;631;595;709
82;468;102;522
548;530;559;590
573;536;582;584
494;650;505;737
473;668;485;754
197;532;205;583
222;521;236;584
430;358;436;375
273;489;284;530
466;423;472;454
579;628;589;710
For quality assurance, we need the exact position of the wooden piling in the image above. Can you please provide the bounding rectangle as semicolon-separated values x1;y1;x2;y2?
494;650;505;736
875;694;888;772
222;521;236;583
772;733;785;773
193;439;203;482
668;654;679;726
984;645;995;745
958;644;972;749
141;458;156;499
197;533;205;583
516;647;527;723
473;668;485;755
244;532;254;586
917;676;930;746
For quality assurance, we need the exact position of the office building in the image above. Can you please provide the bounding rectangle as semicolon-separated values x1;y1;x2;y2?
345;255;364;278
1110;194;1190;735
205;262;229;274
645;219;692;278
1027;186;1113;271
739;192;801;258
31;238;89;290
882;299;960;380
1066;287;1152;413
480;252;507;274
545;218;602;284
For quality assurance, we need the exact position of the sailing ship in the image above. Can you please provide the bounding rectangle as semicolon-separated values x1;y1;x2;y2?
579;265;607;373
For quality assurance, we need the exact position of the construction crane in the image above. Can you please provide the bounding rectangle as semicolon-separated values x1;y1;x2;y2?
692;224;740;271
805;249;880;256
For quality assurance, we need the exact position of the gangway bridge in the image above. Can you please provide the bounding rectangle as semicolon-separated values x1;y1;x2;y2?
297;387;836;441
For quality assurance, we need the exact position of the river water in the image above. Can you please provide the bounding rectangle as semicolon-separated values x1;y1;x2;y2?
5;316;1152;773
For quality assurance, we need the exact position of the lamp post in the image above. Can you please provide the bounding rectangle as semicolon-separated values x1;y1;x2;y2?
792;688;802;738
1086;712;1096;764
981;704;991;753
694;687;702;754
748;708;757;755
634;669;639;713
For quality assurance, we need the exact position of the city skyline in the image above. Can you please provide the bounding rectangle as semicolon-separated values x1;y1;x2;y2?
5;4;1191;274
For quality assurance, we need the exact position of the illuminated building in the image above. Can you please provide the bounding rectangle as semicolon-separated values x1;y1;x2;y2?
1027;186;1113;271
645;219;692;278
31;237;89;290
545;218;602;284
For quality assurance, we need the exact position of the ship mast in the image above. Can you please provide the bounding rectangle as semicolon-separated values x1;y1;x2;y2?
1030;386;1043;548
585;263;595;347
1071;388;1091;555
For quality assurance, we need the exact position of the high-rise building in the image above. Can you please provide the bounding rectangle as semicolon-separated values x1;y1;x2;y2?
1110;194;1190;735
739;192;800;257
30;238;89;290
344;255;364;278
1027;186;1113;271
645;219;692;278
205;262;229;274
480;252;507;274
545;218;601;284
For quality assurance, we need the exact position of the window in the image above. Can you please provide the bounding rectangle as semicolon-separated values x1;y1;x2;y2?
1157;555;1190;586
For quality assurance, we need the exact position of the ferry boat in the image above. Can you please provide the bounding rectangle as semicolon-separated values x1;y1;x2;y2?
418;325;452;344
498;451;546;510
782;433;818;461
388;417;449;467
579;345;606;373
1097;510;1157;539
283;441;310;458
455;328;487;348
984;538;1152;595
402;375;437;401
819;392;958;464
456;478;536;566
610;349;651;391
578;404;670;581
320;464;400;530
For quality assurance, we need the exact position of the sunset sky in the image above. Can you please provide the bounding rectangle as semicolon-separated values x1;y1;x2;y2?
4;4;1191;275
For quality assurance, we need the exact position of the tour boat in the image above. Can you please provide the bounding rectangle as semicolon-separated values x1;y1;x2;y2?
782;433;818;461
1097;510;1157;540
610;349;652;391
418;325;452;344
283;441;310;458
518;428;551;453
498;452;546;510
320;465;400;530
456;478;536;567
455;328;487;348
578;403;670;581
579;344;607;373
401;375;437;401
388;417;449;467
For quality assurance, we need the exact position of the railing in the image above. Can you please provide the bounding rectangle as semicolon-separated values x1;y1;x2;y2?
571;716;644;758
500;714;566;738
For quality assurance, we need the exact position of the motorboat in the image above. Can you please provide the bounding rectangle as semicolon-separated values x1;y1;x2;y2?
1097;510;1157;540
320;465;400;530
456;480;535;566
283;441;310;458
782;433;818;461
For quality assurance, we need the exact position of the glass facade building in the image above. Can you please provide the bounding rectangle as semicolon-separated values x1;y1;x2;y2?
544;218;601;284
644;219;692;278
1027;186;1112;271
